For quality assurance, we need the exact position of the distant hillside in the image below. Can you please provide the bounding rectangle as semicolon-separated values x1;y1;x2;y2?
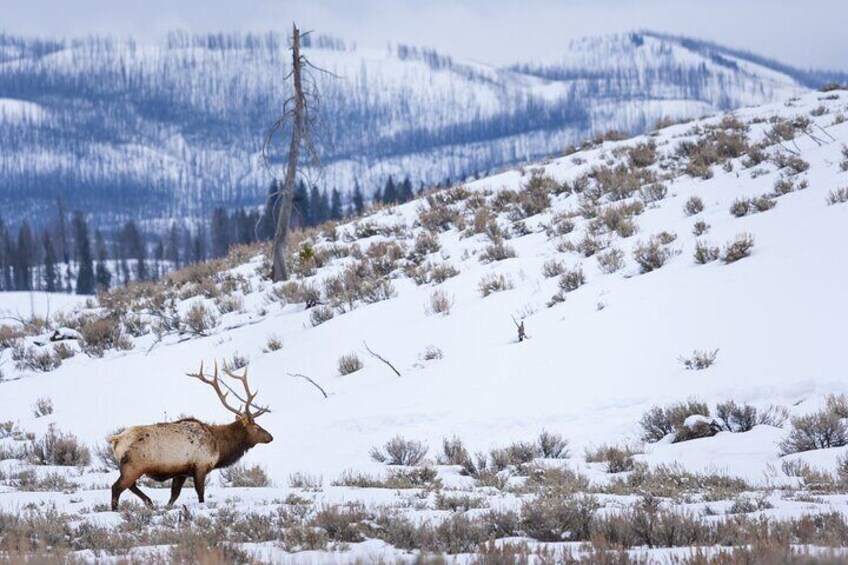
0;31;825;230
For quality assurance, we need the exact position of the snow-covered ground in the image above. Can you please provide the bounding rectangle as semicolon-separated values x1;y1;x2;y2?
1;89;847;562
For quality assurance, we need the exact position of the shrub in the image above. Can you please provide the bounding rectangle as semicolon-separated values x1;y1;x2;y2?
548;213;575;236
520;493;598;542
81;316;131;356
679;349;718;370
729;198;751;217
32;397;54;418
826;187;848;205
640;182;668;204
632;234;677;274
479;241;516;263
537;430;569;459
421;345;443;360
825;393;848;418
183;302;219;336
426;289;453;316
585;444;638;473
683;196;704;216
264;335;283;352
214;294;244;314
516;175;553;218
780;411;848;455
721;233;755;263
694;241;720;264
95;428;123;470
27;425;91;466
439;436;471;466
627;142;657;168
220;463;271;487
310;305;335;327
14;346;61;372
338;353;363;375
730;195;775;217
288;472;323;490
558;266;586;293
576;233;606;257
639;399;710;443
490;441;540;471
596;248;625;274
715;401;758;433
541;258;565;278
752;195;777;212
409;231;441;263
692;220;710;236
478;273;514;297
370;435;428;465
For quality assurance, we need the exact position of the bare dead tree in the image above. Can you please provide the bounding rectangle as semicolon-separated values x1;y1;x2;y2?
289;372;328;398
263;23;330;282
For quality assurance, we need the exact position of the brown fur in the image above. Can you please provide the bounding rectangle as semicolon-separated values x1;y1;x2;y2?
111;416;272;510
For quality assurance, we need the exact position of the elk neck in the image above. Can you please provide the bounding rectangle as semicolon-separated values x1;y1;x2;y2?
211;420;253;469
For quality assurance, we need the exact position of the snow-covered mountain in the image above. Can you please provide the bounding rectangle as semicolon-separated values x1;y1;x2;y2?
1;86;847;562
2;31;839;230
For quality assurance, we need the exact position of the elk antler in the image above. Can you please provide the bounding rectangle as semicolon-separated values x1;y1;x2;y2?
221;364;271;420
186;361;245;418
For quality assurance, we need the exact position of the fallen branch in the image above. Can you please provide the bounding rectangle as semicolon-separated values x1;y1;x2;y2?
363;341;401;377
289;373;328;398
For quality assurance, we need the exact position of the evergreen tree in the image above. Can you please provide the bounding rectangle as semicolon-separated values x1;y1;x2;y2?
55;197;70;264
192;226;207;263
352;181;365;216
400;176;414;203
0;218;9;291
309;185;324;226
330;187;343;219
14;223;34;291
260;180;281;240
181;225;194;267
72;211;95;294
166;223;180;270
292;180;310;228
382;175;398;204
94;230;112;292
153;238;165;279
121;221;147;282
211;207;231;258
43;231;58;292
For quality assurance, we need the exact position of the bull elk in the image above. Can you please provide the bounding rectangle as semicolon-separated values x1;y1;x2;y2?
110;362;273;510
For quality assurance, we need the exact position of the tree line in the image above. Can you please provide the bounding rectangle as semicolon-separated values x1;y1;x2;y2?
0;173;424;294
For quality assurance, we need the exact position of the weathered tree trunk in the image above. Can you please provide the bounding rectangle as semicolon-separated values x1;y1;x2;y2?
272;24;306;282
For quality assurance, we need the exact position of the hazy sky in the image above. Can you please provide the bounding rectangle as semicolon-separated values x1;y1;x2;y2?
2;0;846;70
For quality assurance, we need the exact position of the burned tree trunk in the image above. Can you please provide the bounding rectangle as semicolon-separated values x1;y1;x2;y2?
271;24;306;282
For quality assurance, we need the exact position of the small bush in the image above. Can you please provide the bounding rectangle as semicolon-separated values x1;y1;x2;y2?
32;397;54;418
439;436;471;466
541;259;565;278
721;233;755;263
780;411;848;455
183;302;219;336
420;345;443;360
310;305;335;327
426;289;453;316
557;266;586;293
478;273;514;297
825;393;848;419
627;142;657;168
585;444;638;473
640;182;668;203
679;349;718;370
338;353;363;375
639;399;710;443
537;430;569;459
520;493;599;542
729;198;751;217
692;220;710;236
479;241;516;263
576;233;607;257
684;196;704;216
13;346;62;372
370;435;428;466
264;334;283;352
220;463;271;487
694;240;720;264
716;401;758;433
632;234;677;274
27;424;91;466
214;294;244;314
596;248;625;274
826;187;848;205
288;472;323;490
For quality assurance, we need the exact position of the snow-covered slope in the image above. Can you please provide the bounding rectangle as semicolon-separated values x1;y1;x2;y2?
0;31;819;229
2;88;846;492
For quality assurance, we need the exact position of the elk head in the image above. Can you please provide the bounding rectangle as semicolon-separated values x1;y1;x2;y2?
187;361;274;446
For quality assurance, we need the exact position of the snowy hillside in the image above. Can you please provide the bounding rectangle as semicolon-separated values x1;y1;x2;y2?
0;88;847;562
0;31;825;230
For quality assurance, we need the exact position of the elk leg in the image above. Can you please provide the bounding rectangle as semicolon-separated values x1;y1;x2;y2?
111;472;139;511
167;476;188;507
193;470;207;503
129;482;154;508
